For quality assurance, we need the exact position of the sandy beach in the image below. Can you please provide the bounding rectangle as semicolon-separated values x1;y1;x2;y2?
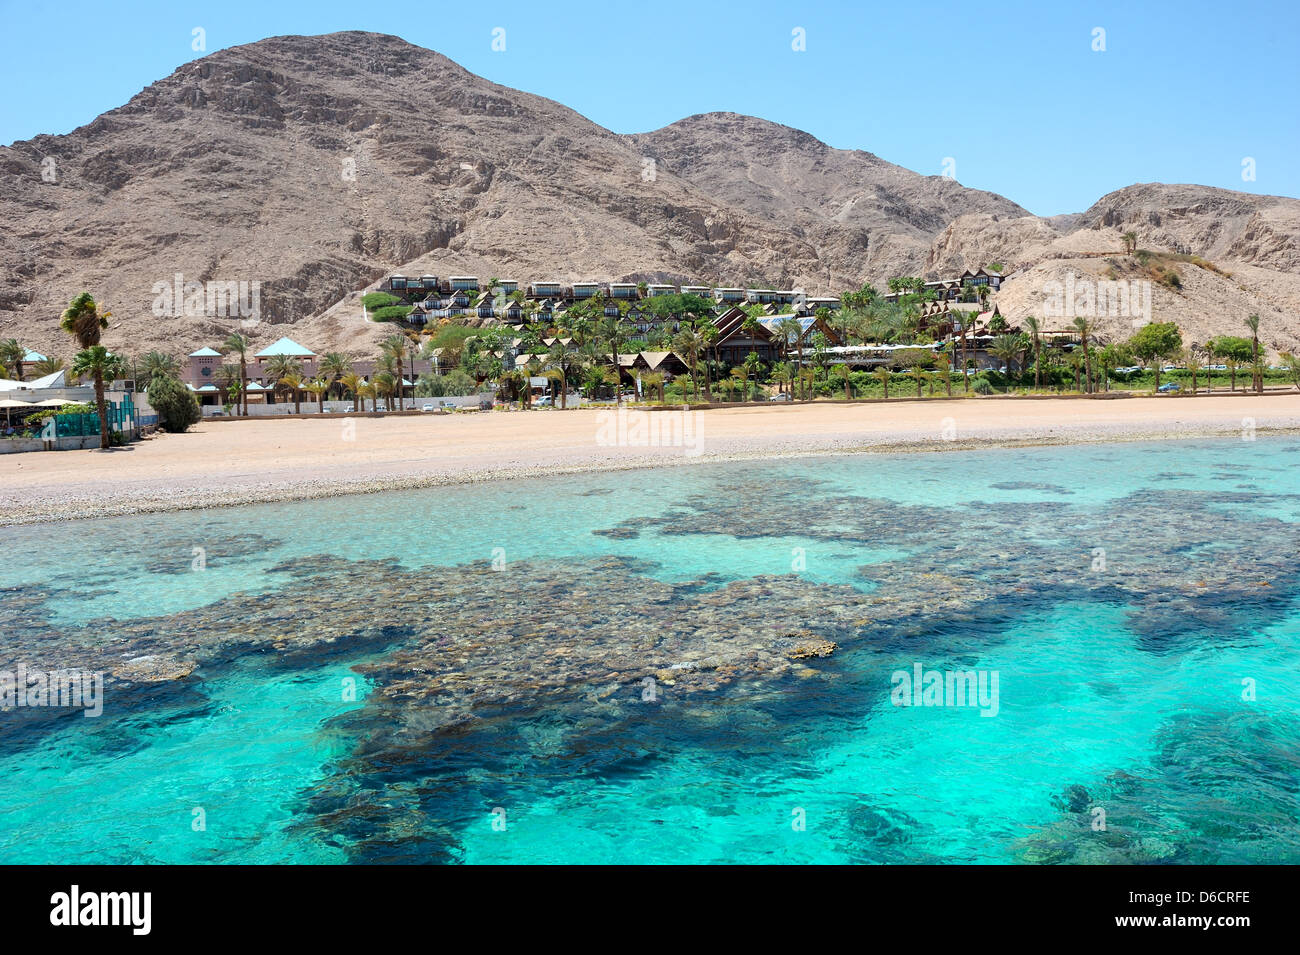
4;392;1299;526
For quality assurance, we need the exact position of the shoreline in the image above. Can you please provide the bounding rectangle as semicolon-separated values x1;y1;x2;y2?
4;396;1299;527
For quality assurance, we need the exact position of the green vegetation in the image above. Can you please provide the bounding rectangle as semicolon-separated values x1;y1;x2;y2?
361;291;402;311
370;304;414;323
415;369;476;397
0;339;26;380
146;373;201;432
59;292;115;449
222;332;250;417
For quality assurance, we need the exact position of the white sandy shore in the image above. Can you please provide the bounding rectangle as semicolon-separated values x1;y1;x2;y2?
3;393;1299;526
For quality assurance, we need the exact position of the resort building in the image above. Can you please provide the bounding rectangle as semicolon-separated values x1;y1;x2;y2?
883;267;1009;305
961;267;1004;290
528;281;563;298
180;336;432;408
758;313;844;352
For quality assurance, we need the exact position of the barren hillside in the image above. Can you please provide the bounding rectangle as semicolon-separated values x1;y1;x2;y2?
0;31;1296;360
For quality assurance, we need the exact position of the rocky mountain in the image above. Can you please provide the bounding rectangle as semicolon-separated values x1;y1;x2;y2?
1;30;1297;360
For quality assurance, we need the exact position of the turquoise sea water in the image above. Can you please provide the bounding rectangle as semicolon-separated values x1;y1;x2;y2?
2;437;1298;864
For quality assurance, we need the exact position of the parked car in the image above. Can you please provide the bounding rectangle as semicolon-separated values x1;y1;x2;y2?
1157;382;1181;393
210;408;225;416
422;403;434;412
535;395;553;407
769;393;791;402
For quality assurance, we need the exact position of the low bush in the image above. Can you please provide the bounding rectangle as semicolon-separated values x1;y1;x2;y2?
370;304;414;323
147;374;201;432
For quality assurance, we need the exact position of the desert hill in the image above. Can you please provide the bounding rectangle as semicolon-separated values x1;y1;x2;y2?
1;31;1296;360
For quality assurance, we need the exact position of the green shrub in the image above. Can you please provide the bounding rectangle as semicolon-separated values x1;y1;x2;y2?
147;374;201;433
415;369;476;397
362;292;402;311
973;379;993;395
370;304;414;323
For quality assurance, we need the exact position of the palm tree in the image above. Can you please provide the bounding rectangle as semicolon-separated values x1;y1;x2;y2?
776;317;804;397
0;339;25;380
1245;314;1262;393
672;328;704;400
1069;349;1089;393
406;334;422;403
280;372;305;413
1122;231;1137;255
1024;316;1043;390
215;364;240;408
641;370;666;404
596;315;630;406
741;313;765;365
1183;348;1202;395
70;346;126;449
771;362;792;398
496;366;519;405
547;339;580;409
59;292;114;445
372;371;398;411
799;366;817;399
304;377;329;413
264;355;301;407
381;335;408;409
141;351;180;386
263;354;299;381
340;372;364;412
731;364;751;402
832;363;853;400
320;352;352;399
359;382;377;413
873;366;891;399
30;356;65;377
222;333;251;416
699;322;719;401
1072;316;1094;393
937;356;953;397
543;369;566;404
990;334;1022;392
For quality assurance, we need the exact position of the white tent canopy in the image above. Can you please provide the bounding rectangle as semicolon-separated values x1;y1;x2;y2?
0;370;68;391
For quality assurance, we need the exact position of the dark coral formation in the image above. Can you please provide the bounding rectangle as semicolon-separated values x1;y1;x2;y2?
1017;710;1300;864
4;460;1300;862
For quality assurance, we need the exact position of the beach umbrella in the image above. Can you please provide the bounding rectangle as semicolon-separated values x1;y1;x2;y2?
0;397;34;428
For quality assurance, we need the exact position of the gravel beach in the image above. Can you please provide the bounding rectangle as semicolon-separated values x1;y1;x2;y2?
4;393;1299;527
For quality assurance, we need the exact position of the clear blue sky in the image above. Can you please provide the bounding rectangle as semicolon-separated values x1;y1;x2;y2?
2;0;1296;215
